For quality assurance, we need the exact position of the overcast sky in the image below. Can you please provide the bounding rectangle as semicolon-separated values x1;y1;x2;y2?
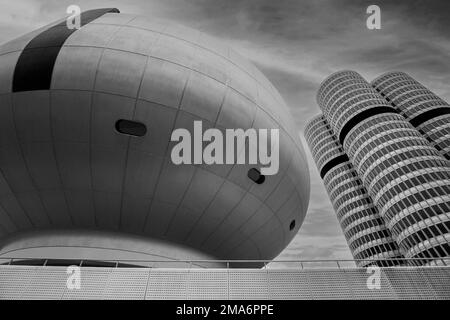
1;0;449;263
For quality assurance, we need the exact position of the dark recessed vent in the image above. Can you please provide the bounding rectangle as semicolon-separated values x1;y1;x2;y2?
289;220;296;231
247;168;265;184
115;120;147;137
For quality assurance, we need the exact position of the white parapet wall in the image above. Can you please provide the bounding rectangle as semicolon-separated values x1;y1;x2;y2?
0;265;449;299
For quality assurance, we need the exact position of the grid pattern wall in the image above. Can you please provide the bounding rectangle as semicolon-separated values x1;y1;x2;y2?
371;72;450;160
1;265;449;300
317;71;450;264
304;115;343;170
305;116;404;267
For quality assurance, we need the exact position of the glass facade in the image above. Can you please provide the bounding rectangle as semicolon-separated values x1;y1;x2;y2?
371;72;450;160
308;70;450;265
305;115;404;267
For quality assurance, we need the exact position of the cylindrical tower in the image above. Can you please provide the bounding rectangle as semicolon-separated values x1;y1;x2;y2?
305;115;404;267
317;71;450;264
371;72;450;160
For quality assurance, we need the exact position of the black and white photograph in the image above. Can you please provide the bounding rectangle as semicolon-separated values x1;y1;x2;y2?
0;0;449;311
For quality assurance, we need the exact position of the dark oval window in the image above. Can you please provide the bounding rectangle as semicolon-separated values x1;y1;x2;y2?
289;220;296;231
247;168;265;184
115;119;147;137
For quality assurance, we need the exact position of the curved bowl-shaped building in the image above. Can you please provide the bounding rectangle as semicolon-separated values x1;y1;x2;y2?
0;9;309;266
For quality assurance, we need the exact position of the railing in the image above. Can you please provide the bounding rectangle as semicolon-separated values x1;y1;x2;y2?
0;257;448;269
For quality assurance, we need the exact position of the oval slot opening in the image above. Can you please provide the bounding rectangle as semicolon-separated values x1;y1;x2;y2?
247;168;265;184
289;220;296;231
115;119;147;137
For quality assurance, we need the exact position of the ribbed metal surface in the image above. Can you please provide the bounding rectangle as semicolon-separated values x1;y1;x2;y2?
0;265;449;299
304;115;404;267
